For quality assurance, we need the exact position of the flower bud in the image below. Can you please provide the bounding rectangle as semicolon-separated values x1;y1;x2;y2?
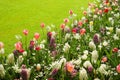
36;64;41;71
7;53;14;64
0;64;5;78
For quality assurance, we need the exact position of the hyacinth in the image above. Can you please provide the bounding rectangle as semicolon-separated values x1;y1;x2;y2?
6;53;14;64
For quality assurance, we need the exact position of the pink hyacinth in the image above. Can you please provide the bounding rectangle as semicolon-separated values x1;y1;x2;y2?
34;33;40;40
116;64;120;73
23;29;29;35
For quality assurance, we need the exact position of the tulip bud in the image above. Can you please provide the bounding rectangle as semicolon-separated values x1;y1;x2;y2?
34;33;40;40
40;23;45;28
0;42;4;49
116;64;120;73
23;29;29;35
36;64;41;71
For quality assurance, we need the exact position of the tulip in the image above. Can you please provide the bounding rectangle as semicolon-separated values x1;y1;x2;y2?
78;21;83;27
7;53;14;64
89;41;96;50
34;33;40;40
0;42;4;49
116;28;120;36
72;28;77;34
50;68;58;76
91;50;98;63
66;62;74;73
116;64;120;73
35;46;41;51
36;64;41;71
79;68;88;80
60;23;65;29
0;64;5;78
15;42;23;51
112;48;119;53
93;34;100;44
69;10;73;15
40;23;45;28
104;8;109;13
23;29;28;35
101;56;108;63
80;28;86;35
64;18;69;23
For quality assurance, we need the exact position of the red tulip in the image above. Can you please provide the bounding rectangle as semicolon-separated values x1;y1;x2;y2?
116;64;120;73
104;8;109;13
35;46;41;51
69;10;73;15
34;33;40;40
40;23;45;28
80;28;86;35
23;29;29;35
72;28;77;34
112;48;119;53
66;62;74;73
64;18;69;23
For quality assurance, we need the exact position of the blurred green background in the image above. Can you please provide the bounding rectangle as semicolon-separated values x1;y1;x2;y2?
0;0;93;55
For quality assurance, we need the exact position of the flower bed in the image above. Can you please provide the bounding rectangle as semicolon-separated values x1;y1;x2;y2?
0;0;120;80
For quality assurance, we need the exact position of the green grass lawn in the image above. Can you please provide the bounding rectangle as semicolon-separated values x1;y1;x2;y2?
0;0;93;55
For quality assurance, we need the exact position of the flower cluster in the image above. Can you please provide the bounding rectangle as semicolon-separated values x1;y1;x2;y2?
0;0;120;80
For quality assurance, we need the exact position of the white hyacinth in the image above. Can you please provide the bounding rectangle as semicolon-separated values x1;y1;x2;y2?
12;64;21;73
81;54;88;60
63;43;70;53
23;51;27;56
89;41;96;50
18;56;24;64
83;61;93;68
83;50;89;55
40;44;45;49
7;53;14;64
91;50;98;63
79;68;88;80
113;34;119;40
0;64;5;78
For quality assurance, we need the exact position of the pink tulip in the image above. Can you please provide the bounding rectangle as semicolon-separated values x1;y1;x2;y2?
0;42;4;49
116;64;120;73
40;23;45;28
101;56;108;63
15;42;22;51
64;18;69;23
69;10;73;15
60;23;65;29
80;28;86;35
23;29;29;35
78;21;83;27
83;11;87;15
66;62;75;73
34;33;40;40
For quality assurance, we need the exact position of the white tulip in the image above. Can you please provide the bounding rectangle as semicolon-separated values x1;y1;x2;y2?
91;50;98;63
116;28;120;36
36;64;41;71
65;33;71;41
113;34;119;40
0;64;5;78
7;53;14;64
81;54;88;60
23;51;27;56
94;78;100;80
63;43;70;53
103;41;108;47
89;41;96;50
83;50;89;55
40;44;45;49
83;61;93;68
79;68;88;80
74;33;80;40
98;64;108;75
0;48;4;54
